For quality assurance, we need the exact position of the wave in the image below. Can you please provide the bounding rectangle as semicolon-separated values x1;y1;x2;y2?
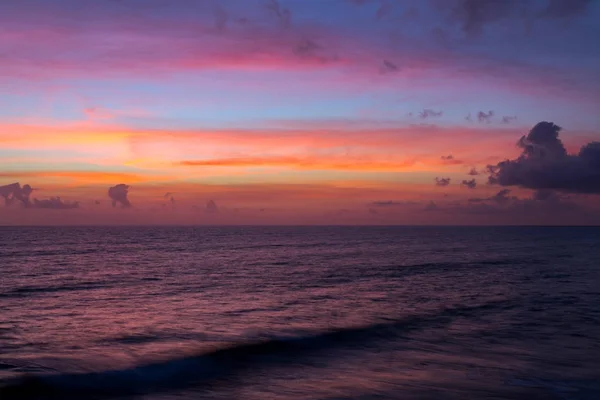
0;301;509;399
1;276;163;299
0;281;113;298
99;331;220;345
2;248;101;258
369;257;548;279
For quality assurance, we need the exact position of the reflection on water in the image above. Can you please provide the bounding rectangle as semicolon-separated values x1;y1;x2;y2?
1;226;599;399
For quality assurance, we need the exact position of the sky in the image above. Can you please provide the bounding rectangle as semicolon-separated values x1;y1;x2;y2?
1;0;599;225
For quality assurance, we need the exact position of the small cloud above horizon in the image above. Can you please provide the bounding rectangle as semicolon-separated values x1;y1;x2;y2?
108;184;132;208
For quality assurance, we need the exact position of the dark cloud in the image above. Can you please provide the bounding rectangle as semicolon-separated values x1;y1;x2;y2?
441;154;463;165
516;121;567;158
468;167;479;176
467;189;514;205
293;38;320;57
206;199;219;214
213;3;228;32
419;109;443;119
33;197;80;210
94;200;101;205
532;189;558;202
466;110;497;123
381;60;398;73
423;201;438;211
369;200;419;207
1;182;33;207
488;121;600;193
489;189;514;205
467;197;485;203
445;0;520;37
162;193;176;209
502;115;517;124
542;0;592;18
477;110;494;123
108;184;132;208
165;196;175;210
461;179;477;189
435;188;592;221
376;2;393;19
435;177;451;187
292;38;338;63
265;0;291;28
336;208;352;216
369;188;595;222
440;0;590;38
2;183;80;210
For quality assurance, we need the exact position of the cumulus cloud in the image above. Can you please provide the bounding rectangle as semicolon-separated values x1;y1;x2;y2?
466;110;494;123
441;154;463;165
1;182;33;207
108;184;132;208
2;183;80;210
488;121;600;193
435;177;451;186
477;110;494;123
468;167;479;176
419;109;443;119
461;179;477;189
33;197;80;209
206;199;219;214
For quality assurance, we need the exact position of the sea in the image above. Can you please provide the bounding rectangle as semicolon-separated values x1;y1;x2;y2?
1;226;599;400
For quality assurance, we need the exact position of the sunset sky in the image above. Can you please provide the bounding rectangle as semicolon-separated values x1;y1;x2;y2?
1;0;599;225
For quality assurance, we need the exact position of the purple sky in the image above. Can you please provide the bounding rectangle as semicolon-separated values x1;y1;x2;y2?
1;0;599;224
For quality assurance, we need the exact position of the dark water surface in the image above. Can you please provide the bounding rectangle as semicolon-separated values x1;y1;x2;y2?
1;226;599;399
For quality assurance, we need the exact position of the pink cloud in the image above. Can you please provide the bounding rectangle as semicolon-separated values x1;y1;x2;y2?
0;3;596;103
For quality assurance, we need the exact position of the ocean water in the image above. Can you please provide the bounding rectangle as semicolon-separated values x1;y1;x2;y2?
1;226;599;400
